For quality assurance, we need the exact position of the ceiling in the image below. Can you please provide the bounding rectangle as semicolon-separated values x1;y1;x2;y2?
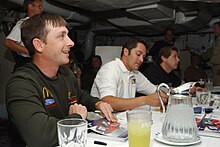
1;0;220;37
1;0;220;61
47;0;220;36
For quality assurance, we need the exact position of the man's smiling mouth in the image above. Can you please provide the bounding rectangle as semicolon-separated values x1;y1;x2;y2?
62;50;69;54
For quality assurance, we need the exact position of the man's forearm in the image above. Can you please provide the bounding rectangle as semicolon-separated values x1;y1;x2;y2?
4;39;29;54
102;96;147;112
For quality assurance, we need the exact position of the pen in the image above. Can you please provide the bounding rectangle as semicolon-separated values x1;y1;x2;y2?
198;113;206;130
95;110;116;115
94;141;107;146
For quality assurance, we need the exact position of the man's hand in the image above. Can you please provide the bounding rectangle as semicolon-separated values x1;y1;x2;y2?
146;92;168;107
95;101;117;122
189;86;204;96
159;91;169;104
74;66;82;78
69;103;88;119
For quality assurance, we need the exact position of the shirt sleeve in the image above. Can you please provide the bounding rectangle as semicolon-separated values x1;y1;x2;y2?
6;20;23;44
68;68;100;112
92;63;119;99
77;88;100;112
136;72;157;95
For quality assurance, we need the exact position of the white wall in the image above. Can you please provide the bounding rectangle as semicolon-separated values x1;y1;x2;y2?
95;46;122;66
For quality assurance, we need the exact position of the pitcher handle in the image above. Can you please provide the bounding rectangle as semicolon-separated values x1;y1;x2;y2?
157;83;170;114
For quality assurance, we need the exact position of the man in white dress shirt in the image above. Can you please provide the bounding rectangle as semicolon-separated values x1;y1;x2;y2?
91;38;167;112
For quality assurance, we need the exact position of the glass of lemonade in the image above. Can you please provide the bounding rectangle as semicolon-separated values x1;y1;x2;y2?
126;109;152;147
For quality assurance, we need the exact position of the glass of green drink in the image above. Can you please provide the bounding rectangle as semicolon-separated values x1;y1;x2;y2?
126;109;152;147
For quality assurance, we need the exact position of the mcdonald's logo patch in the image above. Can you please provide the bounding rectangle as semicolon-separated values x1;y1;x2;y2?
42;87;56;107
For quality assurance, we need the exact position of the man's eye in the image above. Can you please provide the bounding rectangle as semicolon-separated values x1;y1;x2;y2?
136;52;141;56
59;34;65;38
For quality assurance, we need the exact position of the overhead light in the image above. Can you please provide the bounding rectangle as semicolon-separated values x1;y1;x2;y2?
127;4;175;22
107;17;151;27
175;12;185;24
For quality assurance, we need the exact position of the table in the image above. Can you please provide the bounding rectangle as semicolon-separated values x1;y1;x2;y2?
87;107;220;147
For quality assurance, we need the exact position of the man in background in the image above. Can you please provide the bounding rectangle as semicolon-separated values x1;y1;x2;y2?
4;0;43;70
143;46;181;87
81;55;102;93
149;28;174;62
211;21;220;86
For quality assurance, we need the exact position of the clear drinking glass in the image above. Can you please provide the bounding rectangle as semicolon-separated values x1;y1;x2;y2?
162;94;198;143
57;119;87;147
196;90;211;107
126;109;152;147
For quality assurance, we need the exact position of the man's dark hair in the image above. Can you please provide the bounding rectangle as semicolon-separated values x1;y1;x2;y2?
158;46;178;64
21;12;66;57
121;38;148;57
93;55;102;62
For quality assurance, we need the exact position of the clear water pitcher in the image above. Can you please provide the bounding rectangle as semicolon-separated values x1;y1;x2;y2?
157;83;198;143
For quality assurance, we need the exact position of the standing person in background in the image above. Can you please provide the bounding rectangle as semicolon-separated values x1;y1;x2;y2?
6;13;116;147
4;0;43;71
91;38;168;112
143;46;181;87
81;55;102;93
149;28;174;62
211;21;220;86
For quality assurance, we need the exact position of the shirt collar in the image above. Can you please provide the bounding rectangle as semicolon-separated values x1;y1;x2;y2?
115;58;138;74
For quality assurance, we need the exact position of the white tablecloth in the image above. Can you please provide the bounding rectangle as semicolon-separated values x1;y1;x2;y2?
87;108;220;147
